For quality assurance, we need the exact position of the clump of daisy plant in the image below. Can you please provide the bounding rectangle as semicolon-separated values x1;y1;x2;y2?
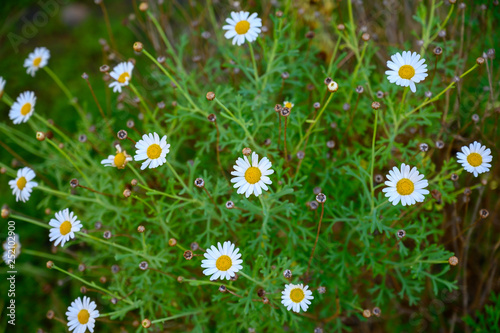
456;141;492;177
230;151;274;198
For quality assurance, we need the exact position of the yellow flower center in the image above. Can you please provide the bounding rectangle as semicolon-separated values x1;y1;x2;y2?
114;152;126;168
290;288;305;303
285;102;292;109
16;177;27;190
117;72;130;84
215;255;232;271
146;144;162;159
33;57;42;67
77;309;90;324
244;166;262;184
396;178;414;196
398;65;415;80
20;103;32;116
467;152;482;167
235;20;250;35
59;221;72;236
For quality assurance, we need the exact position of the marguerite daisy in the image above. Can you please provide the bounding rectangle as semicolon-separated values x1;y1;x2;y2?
66;296;100;333
134;132;170;170
382;163;429;206
201;241;243;281
109;61;134;93
283;101;294;109
386;51;428;93
9;91;36;124
231;152;274;198
23;47;50;76
222;11;262;46
0;77;5;98
281;283;314;313
49;209;82;247
8;167;38;202
101;144;133;169
2;234;21;265
456;141;492;177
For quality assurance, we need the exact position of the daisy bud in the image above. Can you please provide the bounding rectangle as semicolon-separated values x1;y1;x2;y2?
276;10;283;17
438;30;446;38
142;319;151;328
451;173;459;181
479;209;489;219
103;231;112;239
448;256;459;266
314;328;324;333
281;107;291;117
125;119;135;129
58;143;64;149
190;242;199;251
99;65;110;73
372;307;381;317
0;167;6;174
324;77;332;85
464;187;472;196
363;309;371;318
313;102;321;109
433;47;443;56
168;238;177;246
70;178;79;188
397;230;406;238
327;81;339;92
81;72;89;80
138;2;148;11
242;147;252;156
194;178;205;188
139;261;148;270
207;113;217;122
177;276;184;283
281;72;290;79
183;250;193;260
95;221;102;229
297;151;305;159
78;134;87;143
317;286;326;294
305;31;315;39
131;179;138;187
46;261;54;269
343;103;351;111
449;0;456;3
123;189;131;198
204;91;216;101
1;207;10;219
376;90;384;98
111;265;120;273
46;310;55;319
419;143;429;152
219;285;227;293
361;33;370;41
316;193;326;203
309;201;319;210
117;130;128;140
283;269;292;279
337;23;345;30
472;114;479;122
99;276;107;283
80;286;87;293
371;101;381;110
225;201;235;209
137;225;145;233
356;85;364;94
274;104;283;112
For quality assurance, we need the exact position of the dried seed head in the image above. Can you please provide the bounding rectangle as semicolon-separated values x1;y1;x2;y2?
219;285;227;293
70;178;79;188
138;2;148;11
363;309;371;318
123;189;131;198
435;140;445;149
206;91;215;101
46;261;54;269
78;263;86;272
476;57;485;65
314;327;324;333
262;297;270;304
419;143;429;152
131;179;138;186
425;91;433;98
264;138;271;146
111;297;118;305
372;307;381;317
453;76;460;83
257;288;265;297
78;134;87;143
431;189;442;203
194;178;205;188
479;209;489;219
309;201;319;210
464;187;472;196
58;143;64;149
375;174;384;183
207;113;216;122
80;286;87;293
126;119;135;128
1;207;10;219
451;173;459;181
356;85;364;94
276;10;283;17
397;230;406;238
274;104;283;113
137;225;145;233
139;261;149;270
296;151;305;160
36;131;46;141
46;310;55;319
438;30;446;38
183;250;193;260
361;33;370;41
283;269;292;279
117;130;128;140
281;72;290;79
448;256;459;266
225;201;235;209
433;47;443;56
169;238;177;246
0;167;6;174
472;114;479;122
157;56;166;63
103;231;112;239
177;276;184;283
313;102;321;109
371;101;381;110
307;83;314;91
45;208;51;215
111;265;120;273
316;193;326;203
448;0;456;3
201;31;211;39
326;140;335;149
337;23;345;30
242;147;252;156
142;319;151;328
324;77;332;85
133;42;143;53
99;65;110;73
487;48;495;59
230;273;238;281
317;286;326;294
280;107;291;117
327;81;339;92
305;31;315;39
343;103;351;111
99;276;107;284
190;242;199;251
376;90;384;99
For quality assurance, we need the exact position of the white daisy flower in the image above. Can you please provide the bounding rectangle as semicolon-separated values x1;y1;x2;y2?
2;234;21;265
201;241;243;281
8;167;38;202
23;47;50;77
101;144;133;169
48;209;82;247
9;91;36;124
0;76;6;98
281;283;314;313
222;11;262;46
456;141;492;177
134;132;170;170
283;101;294;109
109;61;134;93
385;51;428;93
382;163;429;206
66;296;100;333
230;152;274;198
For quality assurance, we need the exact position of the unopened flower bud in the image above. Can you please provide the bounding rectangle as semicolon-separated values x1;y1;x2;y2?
194;178;205;188
142;319;151;328
449;256;458;266
242;147;252;156
169;238;177;246
327;81;339;92
206;92;215;101
36;131;46;141
371;101;381;110
70;179;79;188
183;250;193;260
133;42;143;52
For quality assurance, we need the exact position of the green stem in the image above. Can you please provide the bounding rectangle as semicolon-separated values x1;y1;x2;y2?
261;17;284;90
214;97;257;147
151;310;204;324
248;42;260;85
370;107;379;212
165;160;191;194
239;271;264;286
22;248;78;264
43;66;85;119
1;93;13;106
10;213;50;229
